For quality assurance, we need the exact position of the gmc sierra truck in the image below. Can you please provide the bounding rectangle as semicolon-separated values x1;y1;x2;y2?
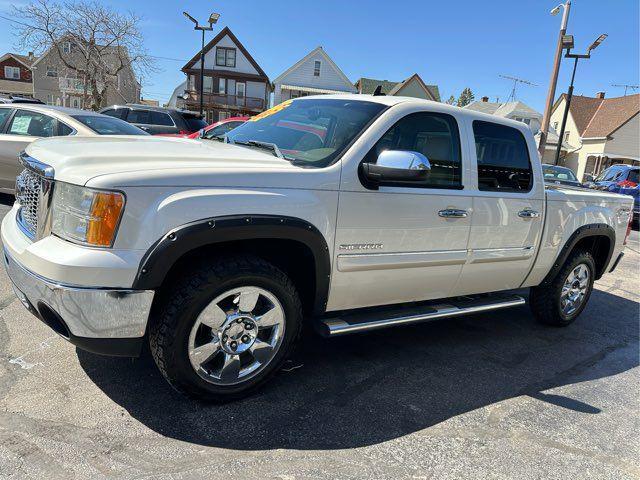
2;95;633;401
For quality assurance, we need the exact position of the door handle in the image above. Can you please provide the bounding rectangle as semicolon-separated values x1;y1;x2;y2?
518;209;540;218
438;208;468;218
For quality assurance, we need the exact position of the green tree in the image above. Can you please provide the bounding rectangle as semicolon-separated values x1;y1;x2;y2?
445;95;456;105
456;88;475;107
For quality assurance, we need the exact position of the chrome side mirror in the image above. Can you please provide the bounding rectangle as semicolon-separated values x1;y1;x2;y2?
376;150;431;171
360;150;431;188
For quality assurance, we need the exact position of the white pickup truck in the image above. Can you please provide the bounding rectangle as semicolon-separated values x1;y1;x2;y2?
2;95;633;401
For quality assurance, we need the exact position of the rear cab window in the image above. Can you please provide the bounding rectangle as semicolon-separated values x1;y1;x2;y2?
472;120;532;192
150;111;174;126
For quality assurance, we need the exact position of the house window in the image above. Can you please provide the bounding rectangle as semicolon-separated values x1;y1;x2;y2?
314;60;321;76
70;96;81;109
552;121;558;130
215;47;236;68
46;66;58;77
236;82;245;99
203;76;213;94
4;66;20;80
218;78;226;95
218;111;231;121
564;131;570;142
62;41;71;53
46;94;54;105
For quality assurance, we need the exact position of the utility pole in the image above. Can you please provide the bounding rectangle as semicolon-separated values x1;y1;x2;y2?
538;1;572;160
183;11;220;118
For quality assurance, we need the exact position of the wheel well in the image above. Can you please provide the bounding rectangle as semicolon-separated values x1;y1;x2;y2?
155;239;319;315
571;234;612;278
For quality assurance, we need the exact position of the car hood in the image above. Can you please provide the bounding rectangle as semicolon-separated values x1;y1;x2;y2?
24;135;301;187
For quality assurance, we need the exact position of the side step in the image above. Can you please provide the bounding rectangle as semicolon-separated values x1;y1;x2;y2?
317;294;526;337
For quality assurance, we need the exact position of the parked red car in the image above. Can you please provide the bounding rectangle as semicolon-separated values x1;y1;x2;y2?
156;116;249;139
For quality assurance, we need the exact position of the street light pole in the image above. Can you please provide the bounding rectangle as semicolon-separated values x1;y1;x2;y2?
554;33;608;166
538;1;571;160
183;11;220;118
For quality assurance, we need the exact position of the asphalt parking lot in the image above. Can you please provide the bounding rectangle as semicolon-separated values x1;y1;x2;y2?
0;193;638;480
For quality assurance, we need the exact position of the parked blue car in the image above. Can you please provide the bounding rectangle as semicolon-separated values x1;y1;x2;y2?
587;164;639;227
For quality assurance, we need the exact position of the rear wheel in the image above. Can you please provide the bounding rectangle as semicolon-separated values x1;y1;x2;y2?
529;250;595;327
149;255;303;402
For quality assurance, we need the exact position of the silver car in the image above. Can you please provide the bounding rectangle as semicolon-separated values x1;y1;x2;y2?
0;104;147;193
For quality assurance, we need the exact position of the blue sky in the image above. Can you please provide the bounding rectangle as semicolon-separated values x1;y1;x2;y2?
1;0;638;110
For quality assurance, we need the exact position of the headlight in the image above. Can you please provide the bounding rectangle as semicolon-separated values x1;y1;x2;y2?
51;183;125;247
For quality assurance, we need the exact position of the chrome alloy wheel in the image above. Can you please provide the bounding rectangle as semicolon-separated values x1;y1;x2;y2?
560;263;590;316
187;286;286;385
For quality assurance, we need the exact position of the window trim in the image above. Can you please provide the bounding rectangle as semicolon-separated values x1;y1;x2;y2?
313;60;321;77
359;111;464;191
215;47;237;68
4;66;20;80
472;119;533;194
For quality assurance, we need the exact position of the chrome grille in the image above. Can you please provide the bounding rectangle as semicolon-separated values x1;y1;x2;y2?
15;153;55;240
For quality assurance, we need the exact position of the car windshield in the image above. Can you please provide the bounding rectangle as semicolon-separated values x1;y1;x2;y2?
225;99;386;167
72;115;149;135
595;166;623;182
542;165;578;182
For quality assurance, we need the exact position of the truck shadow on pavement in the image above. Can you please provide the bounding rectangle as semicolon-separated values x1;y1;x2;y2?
78;288;638;450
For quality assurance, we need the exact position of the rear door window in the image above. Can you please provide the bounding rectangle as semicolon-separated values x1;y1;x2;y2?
101;108;127;119
150;111;174;126
473;120;532;192
126;109;151;124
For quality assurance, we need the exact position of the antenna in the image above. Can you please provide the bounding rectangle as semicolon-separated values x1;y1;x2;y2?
499;74;538;102
611;84;639;96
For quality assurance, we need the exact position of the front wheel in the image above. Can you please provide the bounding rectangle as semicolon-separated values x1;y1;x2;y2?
529;250;596;327
149;255;303;402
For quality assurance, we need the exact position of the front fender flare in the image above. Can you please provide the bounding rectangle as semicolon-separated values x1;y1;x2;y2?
132;215;331;314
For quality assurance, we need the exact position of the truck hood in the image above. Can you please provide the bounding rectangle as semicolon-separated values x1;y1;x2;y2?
25;135;300;186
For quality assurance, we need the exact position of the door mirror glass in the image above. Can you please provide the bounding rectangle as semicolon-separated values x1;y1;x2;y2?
361;150;431;187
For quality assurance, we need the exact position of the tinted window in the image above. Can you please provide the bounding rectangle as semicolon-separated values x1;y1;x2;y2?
473;120;532;192
0;108;13;130
203;121;244;139
72;115;149;135
626;169;639;184
363;112;462;188
182;114;208;132
8;110;58;137
150;111;174;126
226;99;385;168
58;122;74;136
126;109;151;124
101;108;126;119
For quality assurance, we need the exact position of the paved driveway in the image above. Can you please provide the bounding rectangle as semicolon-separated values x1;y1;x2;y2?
0;194;638;479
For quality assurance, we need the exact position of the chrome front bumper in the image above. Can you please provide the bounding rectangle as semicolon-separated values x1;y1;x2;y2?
4;249;155;356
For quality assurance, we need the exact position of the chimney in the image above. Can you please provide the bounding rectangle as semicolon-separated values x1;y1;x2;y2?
481;96;489;102
596;91;605;99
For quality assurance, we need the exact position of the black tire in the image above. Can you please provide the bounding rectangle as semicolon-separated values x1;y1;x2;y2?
529;249;596;327
149;254;303;402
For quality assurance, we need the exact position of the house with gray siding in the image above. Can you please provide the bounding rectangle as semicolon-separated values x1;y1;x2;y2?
30;41;140;109
272;47;356;106
181;27;270;123
355;74;440;101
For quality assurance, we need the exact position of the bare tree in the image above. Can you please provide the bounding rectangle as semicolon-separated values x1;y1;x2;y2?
12;0;155;109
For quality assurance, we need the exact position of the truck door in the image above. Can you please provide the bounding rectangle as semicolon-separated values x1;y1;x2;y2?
455;119;545;295
329;110;472;311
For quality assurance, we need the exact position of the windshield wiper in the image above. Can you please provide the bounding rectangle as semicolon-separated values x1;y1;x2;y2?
232;139;284;159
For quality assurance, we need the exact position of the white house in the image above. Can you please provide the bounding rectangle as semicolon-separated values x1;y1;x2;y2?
272;46;356;106
464;97;542;133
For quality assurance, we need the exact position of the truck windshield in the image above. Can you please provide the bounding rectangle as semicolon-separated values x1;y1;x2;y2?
225;98;385;167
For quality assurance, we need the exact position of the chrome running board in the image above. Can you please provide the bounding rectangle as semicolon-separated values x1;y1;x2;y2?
317;294;526;337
